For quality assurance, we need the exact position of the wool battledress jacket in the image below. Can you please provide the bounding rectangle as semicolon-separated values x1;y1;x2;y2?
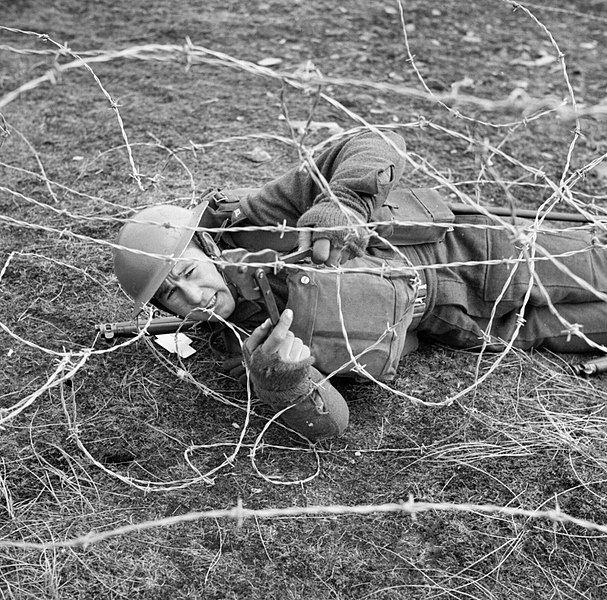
202;131;607;441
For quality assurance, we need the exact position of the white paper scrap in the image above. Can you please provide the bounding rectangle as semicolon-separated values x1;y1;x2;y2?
154;333;197;358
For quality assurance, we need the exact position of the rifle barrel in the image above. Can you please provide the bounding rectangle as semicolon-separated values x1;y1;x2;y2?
96;317;199;339
450;203;601;223
572;355;607;377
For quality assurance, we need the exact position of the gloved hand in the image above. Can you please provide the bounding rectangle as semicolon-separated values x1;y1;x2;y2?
220;309;312;389
297;186;371;265
243;309;312;377
243;309;349;441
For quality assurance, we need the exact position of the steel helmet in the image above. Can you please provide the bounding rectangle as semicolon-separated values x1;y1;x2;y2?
113;202;208;316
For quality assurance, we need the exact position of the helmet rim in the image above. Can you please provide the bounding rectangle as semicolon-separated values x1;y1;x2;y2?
113;202;209;317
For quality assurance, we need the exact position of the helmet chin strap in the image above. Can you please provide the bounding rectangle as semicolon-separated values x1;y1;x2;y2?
194;230;235;296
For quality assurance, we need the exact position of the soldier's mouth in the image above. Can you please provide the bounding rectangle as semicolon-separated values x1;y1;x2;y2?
205;293;218;310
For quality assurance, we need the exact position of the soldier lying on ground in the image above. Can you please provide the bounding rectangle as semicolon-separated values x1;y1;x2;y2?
112;130;607;441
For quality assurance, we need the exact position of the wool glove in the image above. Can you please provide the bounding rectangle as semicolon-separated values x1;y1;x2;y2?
297;184;371;263
245;344;349;442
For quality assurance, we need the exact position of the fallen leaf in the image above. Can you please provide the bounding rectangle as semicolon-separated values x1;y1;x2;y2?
257;57;283;67
510;79;529;89
242;147;272;163
291;60;321;81
462;31;482;44
532;55;556;67
450;76;474;95
506;87;530;103
510;49;556;67
591;162;607;182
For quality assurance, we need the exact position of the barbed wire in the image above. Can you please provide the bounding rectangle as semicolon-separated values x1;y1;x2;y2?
2;30;607;122
1;495;607;551
518;1;607;22
1;1;607;545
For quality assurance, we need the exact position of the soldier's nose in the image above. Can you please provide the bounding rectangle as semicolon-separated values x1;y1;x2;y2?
181;282;205;306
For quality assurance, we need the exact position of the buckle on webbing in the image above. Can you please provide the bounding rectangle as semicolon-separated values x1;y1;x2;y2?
411;281;427;329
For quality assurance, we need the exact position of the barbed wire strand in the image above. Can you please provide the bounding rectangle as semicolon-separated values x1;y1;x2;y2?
1;6;607;539
1;496;607;551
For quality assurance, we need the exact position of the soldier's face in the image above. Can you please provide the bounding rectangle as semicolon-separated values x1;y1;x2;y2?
155;242;236;321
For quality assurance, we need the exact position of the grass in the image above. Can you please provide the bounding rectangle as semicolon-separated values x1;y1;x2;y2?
2;0;607;598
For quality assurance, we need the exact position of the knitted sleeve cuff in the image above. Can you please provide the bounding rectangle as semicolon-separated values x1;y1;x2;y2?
247;346;314;395
252;363;350;441
296;185;371;255
313;184;371;219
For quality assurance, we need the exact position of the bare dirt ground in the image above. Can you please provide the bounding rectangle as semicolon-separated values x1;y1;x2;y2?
2;1;607;598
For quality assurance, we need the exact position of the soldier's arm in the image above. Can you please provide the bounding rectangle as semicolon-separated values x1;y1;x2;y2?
244;310;349;441
239;130;407;227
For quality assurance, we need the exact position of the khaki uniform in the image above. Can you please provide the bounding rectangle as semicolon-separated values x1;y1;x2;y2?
204;131;607;440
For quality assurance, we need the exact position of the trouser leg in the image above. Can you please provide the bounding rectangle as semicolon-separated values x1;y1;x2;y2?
418;226;607;352
509;231;607;350
523;228;607;305
516;302;607;352
420;301;607;352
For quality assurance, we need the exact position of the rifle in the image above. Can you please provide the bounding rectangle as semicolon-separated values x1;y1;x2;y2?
450;204;602;223
95;316;201;339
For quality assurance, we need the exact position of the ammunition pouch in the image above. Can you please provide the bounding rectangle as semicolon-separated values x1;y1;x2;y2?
201;187;454;252
285;255;424;380
370;187;454;246
200;188;298;252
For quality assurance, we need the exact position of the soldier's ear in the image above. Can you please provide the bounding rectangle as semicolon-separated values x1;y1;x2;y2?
196;231;221;260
